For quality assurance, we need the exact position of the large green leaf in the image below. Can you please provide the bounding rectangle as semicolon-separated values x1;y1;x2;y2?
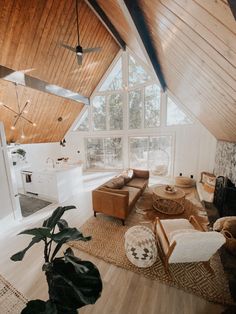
43;206;76;230
11;237;41;261
19;227;52;238
52;228;91;243
21;299;57;314
50;228;91;261
57;219;68;231
46;258;102;310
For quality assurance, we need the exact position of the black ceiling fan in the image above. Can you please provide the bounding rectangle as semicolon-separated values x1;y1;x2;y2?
61;0;101;65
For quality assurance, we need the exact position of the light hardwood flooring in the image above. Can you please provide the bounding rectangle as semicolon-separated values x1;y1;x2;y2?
0;173;226;314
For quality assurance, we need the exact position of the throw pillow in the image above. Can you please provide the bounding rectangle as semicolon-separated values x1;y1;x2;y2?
203;182;215;193
104;176;125;189
119;170;133;183
201;172;216;185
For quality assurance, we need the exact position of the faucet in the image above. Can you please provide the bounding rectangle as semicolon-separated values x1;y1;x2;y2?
46;157;55;168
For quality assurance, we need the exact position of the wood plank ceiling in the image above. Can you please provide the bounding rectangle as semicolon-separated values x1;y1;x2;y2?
98;0;236;142
0;0;119;143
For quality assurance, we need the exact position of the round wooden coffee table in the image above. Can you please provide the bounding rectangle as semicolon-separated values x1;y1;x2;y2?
152;186;185;215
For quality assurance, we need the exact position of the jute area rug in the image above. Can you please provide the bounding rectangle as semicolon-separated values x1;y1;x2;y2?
69;188;233;305
0;274;27;313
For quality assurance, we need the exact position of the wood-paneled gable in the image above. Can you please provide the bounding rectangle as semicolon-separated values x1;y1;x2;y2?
0;0;119;143
139;0;236;142
98;0;236;142
0;0;119;97
0;79;83;143
97;0;147;64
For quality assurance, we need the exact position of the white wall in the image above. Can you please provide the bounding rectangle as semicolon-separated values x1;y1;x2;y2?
171;122;216;180
21;142;61;170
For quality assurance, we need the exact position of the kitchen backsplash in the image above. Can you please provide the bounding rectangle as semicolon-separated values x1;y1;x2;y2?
214;141;236;184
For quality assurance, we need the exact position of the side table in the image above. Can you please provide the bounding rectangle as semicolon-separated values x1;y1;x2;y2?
152;186;185;215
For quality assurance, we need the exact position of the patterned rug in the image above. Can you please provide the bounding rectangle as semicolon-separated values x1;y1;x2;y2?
69;190;233;305
0;275;27;313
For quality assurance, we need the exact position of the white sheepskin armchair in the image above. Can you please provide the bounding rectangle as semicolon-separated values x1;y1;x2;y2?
155;217;226;267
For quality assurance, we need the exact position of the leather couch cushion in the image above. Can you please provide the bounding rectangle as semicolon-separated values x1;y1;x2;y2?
133;169;149;179
122;186;141;206
104;176;125;189
126;178;147;190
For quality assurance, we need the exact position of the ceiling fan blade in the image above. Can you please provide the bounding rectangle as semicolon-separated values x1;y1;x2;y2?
76;54;83;65
83;47;102;54
61;43;76;53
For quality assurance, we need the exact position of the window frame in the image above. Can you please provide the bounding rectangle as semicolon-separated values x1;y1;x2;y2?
84;135;124;171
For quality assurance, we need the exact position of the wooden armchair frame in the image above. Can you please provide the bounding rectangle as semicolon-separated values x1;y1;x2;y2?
154;215;214;275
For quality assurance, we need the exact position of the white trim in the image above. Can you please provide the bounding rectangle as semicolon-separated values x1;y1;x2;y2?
0;122;22;221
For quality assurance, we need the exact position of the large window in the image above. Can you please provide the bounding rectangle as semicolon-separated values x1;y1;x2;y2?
73;51;196;173
129;89;142;129
99;57;122;91
129;84;161;129
129;136;172;176
92;94;123;131
144;84;161;128
129;55;151;86
93;96;106;131
85;137;123;170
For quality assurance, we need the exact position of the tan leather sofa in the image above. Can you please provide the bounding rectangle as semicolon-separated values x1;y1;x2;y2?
92;169;149;225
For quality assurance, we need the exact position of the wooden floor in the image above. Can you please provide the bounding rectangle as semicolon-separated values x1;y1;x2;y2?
0;173;227;314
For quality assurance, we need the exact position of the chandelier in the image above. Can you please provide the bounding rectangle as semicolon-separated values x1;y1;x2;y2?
0;82;36;138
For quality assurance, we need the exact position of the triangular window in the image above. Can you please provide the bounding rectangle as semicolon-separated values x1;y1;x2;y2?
75;108;89;131
99;57;122;91
167;97;193;126
128;55;151;86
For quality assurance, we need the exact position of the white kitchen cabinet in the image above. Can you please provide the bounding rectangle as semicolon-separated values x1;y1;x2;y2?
22;165;82;203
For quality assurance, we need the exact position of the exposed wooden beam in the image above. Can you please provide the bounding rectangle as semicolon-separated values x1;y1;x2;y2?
85;0;126;50
0;65;89;105
228;0;236;20
121;0;167;91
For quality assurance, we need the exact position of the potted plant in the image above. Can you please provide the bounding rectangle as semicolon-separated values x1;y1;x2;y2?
11;206;102;314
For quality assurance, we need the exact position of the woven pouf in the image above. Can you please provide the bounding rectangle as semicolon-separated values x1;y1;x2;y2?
124;226;157;268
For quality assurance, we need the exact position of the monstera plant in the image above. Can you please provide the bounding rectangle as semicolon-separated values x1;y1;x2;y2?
11;206;102;314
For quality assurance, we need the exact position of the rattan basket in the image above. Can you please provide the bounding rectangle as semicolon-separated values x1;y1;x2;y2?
175;176;195;188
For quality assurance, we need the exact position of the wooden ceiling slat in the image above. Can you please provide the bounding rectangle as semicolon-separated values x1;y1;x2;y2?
153;2;236;92
166;66;236;141
97;0;147;63
147;4;236;101
175;0;236;51
160;0;236;67
194;0;236;34
0;79;84;143
0;0;119;97
0;0;119;143
137;0;236;141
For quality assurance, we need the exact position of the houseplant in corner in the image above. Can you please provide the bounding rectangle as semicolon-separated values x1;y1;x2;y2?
11;206;102;314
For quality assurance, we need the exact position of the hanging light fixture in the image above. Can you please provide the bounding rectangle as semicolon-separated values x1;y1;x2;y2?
58;117;66;147
1;83;36;139
0;83;36;139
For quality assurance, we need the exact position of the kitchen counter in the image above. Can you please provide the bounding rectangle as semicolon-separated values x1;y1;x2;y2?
21;164;82;203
